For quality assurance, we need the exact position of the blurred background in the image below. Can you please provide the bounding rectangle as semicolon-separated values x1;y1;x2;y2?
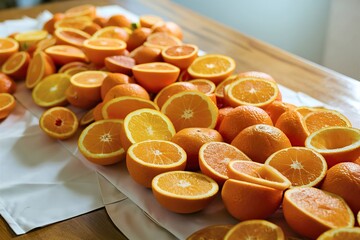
0;0;359;80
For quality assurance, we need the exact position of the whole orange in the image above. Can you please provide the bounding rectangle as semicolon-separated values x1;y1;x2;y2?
100;73;132;100
0;73;16;94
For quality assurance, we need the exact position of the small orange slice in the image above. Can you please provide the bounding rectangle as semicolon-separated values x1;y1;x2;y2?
39;106;78;140
45;45;88;65
126;140;187;188
14;30;48;51
92;26;129;42
186;225;233;240
54;27;91;48
161;44;199;69
1;51;30;79
0;93;16;119
144;32;182;49
25;51;56;89
152;171;219;213
0;37;19;66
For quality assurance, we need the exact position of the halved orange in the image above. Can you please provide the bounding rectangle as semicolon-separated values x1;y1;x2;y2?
25;51;56;89
83;38;127;66
64;66;89;76
0;93;16;119
130;45;163;64
104;55;135;75
58;61;90;73
78;119;125;165
33;37;57;55
1;51;30;79
92;26;129;42
132;62;180;93
64;4;96;19
14;30;48;51
139;15;163;28
0;37;19;66
187;54;236;85
317;227;360;240
186;225;233;240
161;44;198;69
126;140;187;188
102;83;150;102
161;91;219;131
151;171;219;213
214;74;240;102
151;21;183;40
54;16;93;30
102;96;159;120
45;45;88;65
54;27;91;48
39;106;78;140
188;79;216;95
144;32;182;49
100;73;133;99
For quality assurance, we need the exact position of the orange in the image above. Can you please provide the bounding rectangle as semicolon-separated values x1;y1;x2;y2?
305;126;360;167
105;14;132;28
161;91;219;131
151;171;219;213
39;106;78;140
171;128;223;171
100;72;132;99
43;13;65;34
275;109;310;146
132;62;180;93
14;30;48;51
161;44;198;69
93;102;104;121
214;74;241;103
265;100;296;125
321;162;360;214
186;225;233;240
303;109;352;134
78;119;125;165
54;16;93;30
25;51;56;89
33;37;57;55
224;77;280;108
102;96;158;120
58;61;90;73
218;105;273;143
92;26;129;42
126;140;187;188
283;187;355;239
153;82;198;109
64;4;96;19
54;27;91;48
126;27;152;51
129;45;163;64
227;160;291;190
231;124;292;163
199;142;251;185
0;73;16;94
178;69;192;82
64;66;89;76
215;106;233;130
188;79;216;95
83;38;127;66
120;108;176;151
83;23;102;35
224;220;285;240
188;54;236;85
317;227;360;240
151;21;183;40
144;32;182;49
93;16;107;28
79;108;95;126
1;51;30;80
0;93;16;120
104;55;135;75
139;15;163;28
102;83;150;102
32;73;71;108
221;179;283;220
0;38;19;66
265;147;328;187
296;106;321;117
45;45;88;65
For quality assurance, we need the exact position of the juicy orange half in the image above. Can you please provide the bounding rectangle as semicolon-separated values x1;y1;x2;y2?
54;27;91;48
161;44;199;69
14;30;48;51
45;45;88;65
25;51;56;89
92;26;130;41
0;37;19;66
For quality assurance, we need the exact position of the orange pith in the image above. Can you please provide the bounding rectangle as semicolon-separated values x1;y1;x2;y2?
25;51;56;89
0;93;16;119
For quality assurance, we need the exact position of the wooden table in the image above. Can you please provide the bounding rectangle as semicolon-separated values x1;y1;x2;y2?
1;0;359;239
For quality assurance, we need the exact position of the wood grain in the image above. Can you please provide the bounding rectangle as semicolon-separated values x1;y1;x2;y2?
0;0;359;239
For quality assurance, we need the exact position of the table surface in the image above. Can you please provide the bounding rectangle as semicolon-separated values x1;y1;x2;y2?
1;0;359;239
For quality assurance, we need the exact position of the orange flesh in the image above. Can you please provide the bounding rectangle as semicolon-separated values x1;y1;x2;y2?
132;141;182;164
43;109;75;134
3;52;25;71
305;112;350;134
60;31;88;45
107;56;135;68
73;72;105;87
226;223;280;240
310;130;359;150
105;99;157;119
0;39;15;50
231;80;276;104
87;38;123;48
191;57;232;74
165;45;194;56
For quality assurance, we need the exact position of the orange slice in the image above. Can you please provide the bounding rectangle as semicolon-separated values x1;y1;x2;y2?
227;160;291;190
120;108;176;151
32;73;71;108
0;37;19;66
265;147;327;187
39;106;78;140
92;26;129;42
161;91;219;131
152;171;219;213
283;187;355;239
317;227;360;240
1;51;30;79
83;38;127;66
14;30;48;51
64;4;96;19
0;93;16;120
187;54;236;85
305;126;360;167
161;44;199;69
54;27;91;48
188;79;216;95
144;32;182;49
224;77;279;108
78;119;125;165
186;225;233;240
199;142;251;186
104;55;135;75
102;96;159;120
132;62;180;93
126;140;187;188
25;51;56;89
224;220;285;240
54;16;93;30
0;72;17;94
45;45;88;65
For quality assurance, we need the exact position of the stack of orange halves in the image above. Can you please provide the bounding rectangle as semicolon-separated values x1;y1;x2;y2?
1;4;360;240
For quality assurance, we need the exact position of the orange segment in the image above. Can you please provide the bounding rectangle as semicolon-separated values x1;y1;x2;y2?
54;27;91;48
199;142;251;186
14;30;48;51
151;171;219;213
25;51;56;89
45;45;88;65
283;187;355;239
161;44;199;69
78;119;125;165
92;26;129;42
317;227;360;240
39;106;78;140
1;51;30;79
224;220;285;240
161;91;219;131
0;93;16;119
0;37;19;66
32;73;71;107
187;54;236;85
126;140;187;188
187;225;233;240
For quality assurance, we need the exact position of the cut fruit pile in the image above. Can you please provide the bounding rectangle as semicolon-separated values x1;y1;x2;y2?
1;4;359;239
